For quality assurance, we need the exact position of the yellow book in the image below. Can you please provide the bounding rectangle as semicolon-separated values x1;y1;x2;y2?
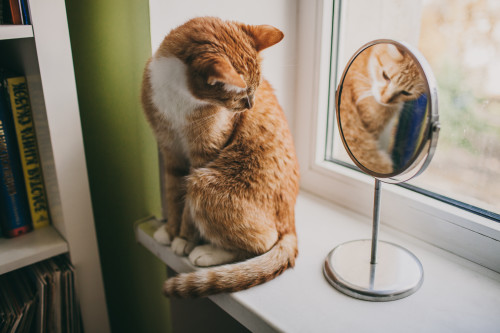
6;76;50;229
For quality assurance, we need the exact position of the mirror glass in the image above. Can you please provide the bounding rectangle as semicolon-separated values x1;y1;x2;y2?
336;40;439;183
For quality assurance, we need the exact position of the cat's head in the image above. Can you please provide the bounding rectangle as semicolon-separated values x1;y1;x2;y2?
368;44;426;106
164;17;283;111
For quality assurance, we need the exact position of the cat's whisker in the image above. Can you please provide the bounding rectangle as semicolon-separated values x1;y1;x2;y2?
189;112;219;127
188;113;220;131
192;127;211;145
352;74;369;82
351;72;371;84
355;90;373;105
375;100;394;107
188;114;221;143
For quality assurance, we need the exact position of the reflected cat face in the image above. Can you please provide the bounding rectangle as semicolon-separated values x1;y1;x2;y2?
368;44;426;106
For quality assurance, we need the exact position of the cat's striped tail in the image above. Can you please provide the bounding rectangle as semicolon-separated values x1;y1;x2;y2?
163;233;298;298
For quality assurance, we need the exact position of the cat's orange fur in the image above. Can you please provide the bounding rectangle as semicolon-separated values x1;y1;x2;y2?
340;44;426;174
141;17;299;297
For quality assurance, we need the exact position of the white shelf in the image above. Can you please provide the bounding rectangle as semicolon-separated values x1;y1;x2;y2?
0;25;33;40
136;192;500;332
0;1;110;331
0;226;68;275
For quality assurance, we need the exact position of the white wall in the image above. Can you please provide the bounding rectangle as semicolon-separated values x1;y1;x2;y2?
338;0;423;81
148;0;298;128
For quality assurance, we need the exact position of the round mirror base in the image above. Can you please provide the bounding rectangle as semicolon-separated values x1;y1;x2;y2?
323;240;423;302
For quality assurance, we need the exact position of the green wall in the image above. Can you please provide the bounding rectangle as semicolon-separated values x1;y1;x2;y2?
65;1;171;332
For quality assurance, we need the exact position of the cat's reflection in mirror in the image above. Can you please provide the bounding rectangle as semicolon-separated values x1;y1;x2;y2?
340;43;427;174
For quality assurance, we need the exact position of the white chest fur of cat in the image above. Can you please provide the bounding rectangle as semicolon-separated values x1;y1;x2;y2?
148;56;203;154
148;55;235;155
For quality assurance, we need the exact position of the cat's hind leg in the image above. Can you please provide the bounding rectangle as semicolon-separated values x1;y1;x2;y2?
186;168;279;257
188;244;238;267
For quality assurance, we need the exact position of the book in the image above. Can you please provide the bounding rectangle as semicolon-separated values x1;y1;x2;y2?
6;76;50;229
19;0;30;25
7;0;22;24
0;0;4;24
0;75;32;238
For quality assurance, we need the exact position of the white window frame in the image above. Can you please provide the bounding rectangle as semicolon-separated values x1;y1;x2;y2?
294;0;500;273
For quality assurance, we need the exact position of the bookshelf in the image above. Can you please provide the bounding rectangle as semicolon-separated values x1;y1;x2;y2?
0;25;33;39
0;1;110;332
0;226;68;275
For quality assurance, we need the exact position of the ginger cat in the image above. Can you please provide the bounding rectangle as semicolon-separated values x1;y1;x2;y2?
141;17;299;297
340;43;426;174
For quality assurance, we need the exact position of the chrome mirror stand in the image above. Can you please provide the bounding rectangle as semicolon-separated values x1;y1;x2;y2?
323;179;424;301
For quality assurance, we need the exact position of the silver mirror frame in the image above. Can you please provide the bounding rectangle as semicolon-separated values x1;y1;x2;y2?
324;39;440;302
335;39;440;183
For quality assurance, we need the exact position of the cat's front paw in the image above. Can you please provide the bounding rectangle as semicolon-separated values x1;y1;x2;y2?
171;237;196;256
153;226;171;245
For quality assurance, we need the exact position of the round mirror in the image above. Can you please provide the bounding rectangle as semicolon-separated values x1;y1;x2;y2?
324;39;441;302
336;39;439;183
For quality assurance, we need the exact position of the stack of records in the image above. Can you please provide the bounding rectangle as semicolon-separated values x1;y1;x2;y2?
0;255;82;333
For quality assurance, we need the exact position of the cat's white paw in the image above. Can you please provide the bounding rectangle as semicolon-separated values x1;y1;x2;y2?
171;237;196;256
153;226;171;245
189;244;237;267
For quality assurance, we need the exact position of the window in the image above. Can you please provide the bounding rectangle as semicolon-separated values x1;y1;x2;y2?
413;0;500;217
295;0;500;272
326;0;500;220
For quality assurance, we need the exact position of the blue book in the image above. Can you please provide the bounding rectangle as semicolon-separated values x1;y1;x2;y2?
0;76;32;238
19;0;30;25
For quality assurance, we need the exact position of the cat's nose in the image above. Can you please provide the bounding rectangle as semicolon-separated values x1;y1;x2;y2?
245;94;254;109
384;94;397;104
380;92;394;104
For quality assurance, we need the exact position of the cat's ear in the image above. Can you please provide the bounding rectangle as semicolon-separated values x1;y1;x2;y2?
386;44;404;61
207;58;247;91
244;25;284;52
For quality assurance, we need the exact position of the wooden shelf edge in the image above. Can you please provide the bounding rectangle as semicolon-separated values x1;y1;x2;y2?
0;225;69;275
0;25;33;40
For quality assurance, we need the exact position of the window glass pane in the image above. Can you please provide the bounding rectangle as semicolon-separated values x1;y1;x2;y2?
410;0;500;215
327;0;500;217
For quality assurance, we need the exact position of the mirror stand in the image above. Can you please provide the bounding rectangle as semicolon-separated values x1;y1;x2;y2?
323;179;424;301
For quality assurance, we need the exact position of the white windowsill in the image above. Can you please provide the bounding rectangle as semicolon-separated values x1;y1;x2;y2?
136;191;500;332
